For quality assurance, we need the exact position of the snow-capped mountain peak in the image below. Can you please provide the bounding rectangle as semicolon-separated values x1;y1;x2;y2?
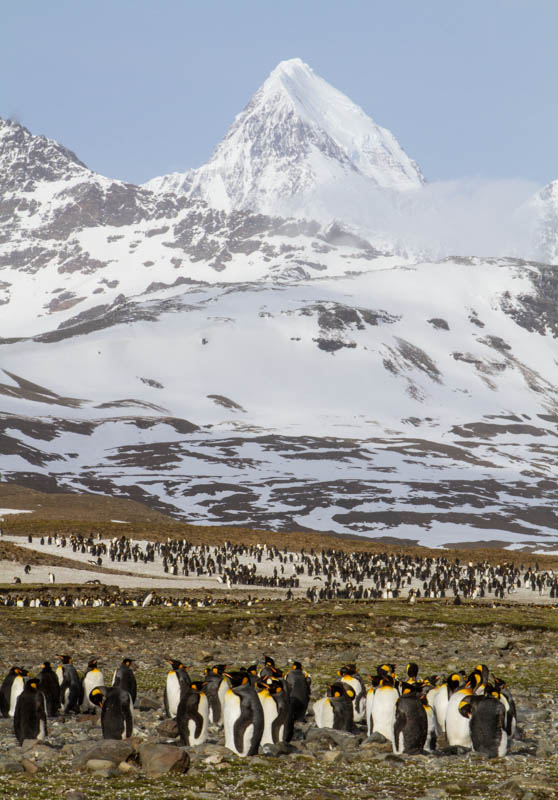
0;117;88;192
145;59;424;219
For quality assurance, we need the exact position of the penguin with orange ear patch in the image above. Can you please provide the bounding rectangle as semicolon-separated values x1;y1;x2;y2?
176;681;209;746
313;682;354;731
458;693;508;758
257;677;290;744
14;678;47;744
90;685;133;739
393;684;429;755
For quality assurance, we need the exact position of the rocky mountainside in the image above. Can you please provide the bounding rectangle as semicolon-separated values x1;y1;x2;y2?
145;58;424;224
1;62;558;549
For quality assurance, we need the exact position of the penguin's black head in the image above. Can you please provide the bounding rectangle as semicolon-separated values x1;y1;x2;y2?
42;661;51;670
263;655;275;667
26;678;40;691
406;662;419;679
122;658;134;666
167;659;184;671
58;655;72;664
190;681;206;692
87;658;98;669
247;665;258;676
292;661;302;671
90;688;104;708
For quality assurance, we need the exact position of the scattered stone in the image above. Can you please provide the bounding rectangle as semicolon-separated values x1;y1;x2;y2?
157;718;179;738
135;694;160;711
0;756;25;773
73;739;135;769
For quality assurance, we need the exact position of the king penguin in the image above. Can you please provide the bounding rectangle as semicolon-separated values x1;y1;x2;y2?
176;681;209;746
14;677;47;745
313;681;355;732
8;667;29;718
458;693;508;758
164;659;191;719
257;677;290;745
445;672;476;748
393;684;429;754
223;681;264;757
38;662;60;717
286;661;311;735
368;673;399;743
0;667;24;718
203;664;231;725
57;655;82;714
338;664;367;722
90;685;134;739
82;658;105;712
112;657;137;706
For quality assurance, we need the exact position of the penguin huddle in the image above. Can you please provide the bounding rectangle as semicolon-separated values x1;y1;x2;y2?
162;656;311;757
314;661;516;758
0;655;138;744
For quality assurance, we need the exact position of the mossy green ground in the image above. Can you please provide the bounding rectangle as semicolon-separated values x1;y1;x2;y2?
1;600;558;799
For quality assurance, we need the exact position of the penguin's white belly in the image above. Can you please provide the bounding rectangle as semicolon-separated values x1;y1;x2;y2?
9;678;24;717
497;730;508;758
224;690;241;754
431;687;448;733
83;670;104;708
214;676;230;724
242;723;254;757
371;689;397;742
190;694;208;745
446;693;472;747
166;673;181;718
260;693;279;745
313;698;334;729
342;676;365;722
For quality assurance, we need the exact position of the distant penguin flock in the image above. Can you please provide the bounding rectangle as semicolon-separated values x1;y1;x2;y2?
5;531;558;605
0;653;517;758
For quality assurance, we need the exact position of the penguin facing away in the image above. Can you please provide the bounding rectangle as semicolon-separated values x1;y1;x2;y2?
393;686;429;755
257;677;290;745
112;657;137;705
90;686;134;739
57;656;83;714
223;683;264;757
82;659;105;712
458;695;508;757
176;681;209;746
14;678;47;745
164;659;191;719
38;662;60;717
286;661;311;723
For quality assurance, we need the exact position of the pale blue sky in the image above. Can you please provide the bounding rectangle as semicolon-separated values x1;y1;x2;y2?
2;0;557;186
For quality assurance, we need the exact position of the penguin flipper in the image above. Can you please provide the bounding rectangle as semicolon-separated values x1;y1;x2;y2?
394;709;407;753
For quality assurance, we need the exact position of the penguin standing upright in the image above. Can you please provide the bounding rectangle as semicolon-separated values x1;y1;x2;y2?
430;672;462;735
445;672;476;748
14;678;47;744
38;662;60;717
257;677;290;745
368;673;399;742
286;661;311;735
338;664;367;723
313;682;355;732
90;686;134;739
112;658;137;705
8;668;29;718
393;685;429;754
164;659;191;718
56;656;82;714
176;681;209;746
458;694;508;757
82;659;105;712
203;664;231;725
223;682;264;757
0;667;24;718
493;676;517;738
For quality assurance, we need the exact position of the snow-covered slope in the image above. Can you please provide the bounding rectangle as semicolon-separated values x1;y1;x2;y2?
145;59;423;223
1;258;557;547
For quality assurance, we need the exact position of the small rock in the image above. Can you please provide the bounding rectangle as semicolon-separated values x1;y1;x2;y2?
135;695;160;711
157;719;179;738
0;756;25;773
21;758;39;774
66;793;88;800
86;758;117;772
73;739;135;769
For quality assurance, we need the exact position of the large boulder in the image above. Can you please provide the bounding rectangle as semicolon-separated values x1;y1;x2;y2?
139;743;190;777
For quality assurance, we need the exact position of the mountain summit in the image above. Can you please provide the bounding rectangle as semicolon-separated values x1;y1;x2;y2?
145;59;424;219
